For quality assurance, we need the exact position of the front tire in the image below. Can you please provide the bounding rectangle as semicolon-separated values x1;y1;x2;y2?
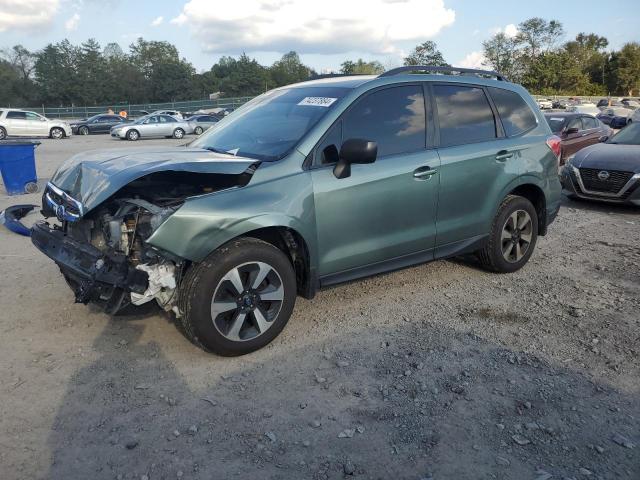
178;238;297;356
50;127;64;139
477;195;538;273
79;126;89;135
126;129;139;141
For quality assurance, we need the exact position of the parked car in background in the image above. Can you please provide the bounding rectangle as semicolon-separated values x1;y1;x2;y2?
70;114;128;135
537;98;553;109
597;107;632;129
149;110;183;119
561;122;640;206
552;99;569;109
186;114;219;135
110;114;195;140
629;109;640;124
0;109;72;140
566;103;600;116
544;112;612;164
621;98;640;109
33;66;562;355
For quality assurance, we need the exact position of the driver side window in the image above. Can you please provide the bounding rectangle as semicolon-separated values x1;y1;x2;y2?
567;118;582;131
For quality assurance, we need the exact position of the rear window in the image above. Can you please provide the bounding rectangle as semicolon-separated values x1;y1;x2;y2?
488;87;537;136
7;111;26;120
434;85;496;147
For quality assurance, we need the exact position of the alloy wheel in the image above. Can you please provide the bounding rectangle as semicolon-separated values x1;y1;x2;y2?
195;126;203;135
51;128;63;139
79;126;89;135
210;261;284;342
500;209;533;263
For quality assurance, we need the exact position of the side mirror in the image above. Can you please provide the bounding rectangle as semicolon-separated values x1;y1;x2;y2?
598;135;608;143
40;117;47;122
333;138;378;179
565;127;579;135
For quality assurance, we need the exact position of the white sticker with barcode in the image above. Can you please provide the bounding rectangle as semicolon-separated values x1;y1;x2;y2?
297;97;338;107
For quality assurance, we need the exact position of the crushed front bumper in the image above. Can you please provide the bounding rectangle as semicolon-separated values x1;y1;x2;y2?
31;221;148;313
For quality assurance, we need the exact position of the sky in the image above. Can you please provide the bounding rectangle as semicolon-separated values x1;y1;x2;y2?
0;0;638;73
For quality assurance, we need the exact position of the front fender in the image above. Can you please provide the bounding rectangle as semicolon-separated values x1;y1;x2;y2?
147;170;317;267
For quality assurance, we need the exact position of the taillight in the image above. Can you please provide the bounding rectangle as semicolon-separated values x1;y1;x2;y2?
546;135;562;163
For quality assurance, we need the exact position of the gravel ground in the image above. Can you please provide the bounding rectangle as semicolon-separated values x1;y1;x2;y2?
0;136;638;480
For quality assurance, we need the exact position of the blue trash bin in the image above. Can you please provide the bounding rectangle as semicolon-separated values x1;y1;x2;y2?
0;140;40;195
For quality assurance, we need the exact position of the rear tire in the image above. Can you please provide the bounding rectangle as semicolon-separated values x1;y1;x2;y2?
173;128;185;139
194;126;203;135
477;195;538;273
178;237;297;356
0;127;6;140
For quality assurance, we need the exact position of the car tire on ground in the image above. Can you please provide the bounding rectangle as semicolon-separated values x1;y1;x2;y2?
178;237;297;356
79;126;89;135
0;127;6;140
126;130;139;141
477;195;538;273
173;128;185;139
50;127;64;139
194;126;203;135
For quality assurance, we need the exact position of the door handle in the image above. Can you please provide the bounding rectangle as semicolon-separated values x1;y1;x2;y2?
495;150;513;161
413;167;438;179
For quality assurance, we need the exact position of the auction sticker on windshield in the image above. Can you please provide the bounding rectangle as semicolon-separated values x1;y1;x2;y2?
298;97;338;107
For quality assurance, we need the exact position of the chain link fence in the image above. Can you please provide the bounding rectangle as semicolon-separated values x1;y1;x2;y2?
21;97;254;120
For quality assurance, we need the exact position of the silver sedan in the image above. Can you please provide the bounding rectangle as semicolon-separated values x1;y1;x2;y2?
110;114;195;141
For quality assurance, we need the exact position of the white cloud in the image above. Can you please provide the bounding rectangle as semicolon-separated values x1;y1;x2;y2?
0;0;60;32
171;0;456;54
457;51;486;69
490;23;518;39
65;13;80;31
151;16;163;27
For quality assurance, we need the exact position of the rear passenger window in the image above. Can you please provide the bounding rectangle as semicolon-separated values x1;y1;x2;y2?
7;111;27;120
488;87;537;136
434;85;496;147
582;116;597;129
343;85;426;158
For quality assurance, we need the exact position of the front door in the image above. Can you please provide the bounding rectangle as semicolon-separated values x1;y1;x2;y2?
311;84;440;280
25;112;49;136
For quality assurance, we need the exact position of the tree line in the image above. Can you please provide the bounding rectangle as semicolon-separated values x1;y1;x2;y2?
0;18;638;108
481;18;640;96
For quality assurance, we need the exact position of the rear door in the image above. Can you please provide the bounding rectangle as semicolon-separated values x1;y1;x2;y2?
580;115;603;147
433;84;538;250
5;111;28;136
310;84;440;278
159;115;177;135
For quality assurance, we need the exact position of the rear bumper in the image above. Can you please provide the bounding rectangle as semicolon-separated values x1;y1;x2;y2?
31;221;148;311
560;165;640;206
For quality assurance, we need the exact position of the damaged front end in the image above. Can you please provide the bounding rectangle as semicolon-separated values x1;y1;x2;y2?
32;165;256;314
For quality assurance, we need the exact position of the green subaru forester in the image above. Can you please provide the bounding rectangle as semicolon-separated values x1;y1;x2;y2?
33;66;562;356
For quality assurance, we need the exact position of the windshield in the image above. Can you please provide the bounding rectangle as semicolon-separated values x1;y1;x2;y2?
607;123;640;145
190;86;349;161
545;116;566;133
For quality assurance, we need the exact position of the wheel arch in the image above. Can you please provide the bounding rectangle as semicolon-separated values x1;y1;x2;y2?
506;182;548;235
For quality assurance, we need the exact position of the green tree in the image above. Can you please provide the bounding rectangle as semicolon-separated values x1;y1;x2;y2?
615;42;640;95
482;33;520;80
269;51;312;87
340;59;385;75
212;54;269;97
403;41;448;67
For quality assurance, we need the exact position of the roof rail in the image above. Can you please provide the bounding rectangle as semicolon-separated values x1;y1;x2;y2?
379;65;509;82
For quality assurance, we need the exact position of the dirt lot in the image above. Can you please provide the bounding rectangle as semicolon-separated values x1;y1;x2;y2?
0;136;638;480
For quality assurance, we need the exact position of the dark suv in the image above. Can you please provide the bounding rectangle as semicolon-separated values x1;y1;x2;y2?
33;66;562;356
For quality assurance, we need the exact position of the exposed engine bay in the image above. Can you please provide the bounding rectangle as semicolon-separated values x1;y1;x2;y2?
34;170;252;314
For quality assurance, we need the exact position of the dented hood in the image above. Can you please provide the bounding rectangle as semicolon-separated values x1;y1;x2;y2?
50;146;257;212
